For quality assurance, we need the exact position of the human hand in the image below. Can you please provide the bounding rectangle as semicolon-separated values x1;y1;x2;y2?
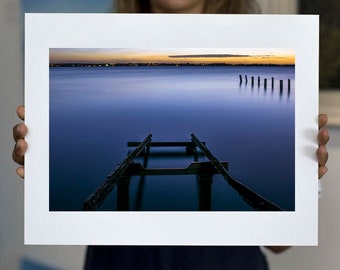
12;105;28;178
317;114;329;179
262;115;329;255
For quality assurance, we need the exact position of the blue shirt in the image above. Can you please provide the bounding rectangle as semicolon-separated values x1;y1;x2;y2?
85;246;269;270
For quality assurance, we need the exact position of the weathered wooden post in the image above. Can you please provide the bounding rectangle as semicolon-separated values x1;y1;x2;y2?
264;78;267;89
239;75;242;84
198;163;214;211
258;76;260;87
186;144;196;155
117;175;131;211
251;76;254;88
271;77;274;89
288;79;291;91
280;80;283;91
245;75;248;84
186;144;199;162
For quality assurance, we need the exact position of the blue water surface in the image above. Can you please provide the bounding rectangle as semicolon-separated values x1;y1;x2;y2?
49;65;295;211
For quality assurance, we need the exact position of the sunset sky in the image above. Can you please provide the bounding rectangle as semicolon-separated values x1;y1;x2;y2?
50;48;295;65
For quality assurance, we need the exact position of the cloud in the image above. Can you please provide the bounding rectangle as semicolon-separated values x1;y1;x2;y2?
168;54;251;58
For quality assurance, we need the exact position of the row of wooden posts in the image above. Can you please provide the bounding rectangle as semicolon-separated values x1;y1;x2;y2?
239;75;291;91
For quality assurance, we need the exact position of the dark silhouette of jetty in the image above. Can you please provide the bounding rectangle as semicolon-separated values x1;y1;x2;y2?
83;134;283;212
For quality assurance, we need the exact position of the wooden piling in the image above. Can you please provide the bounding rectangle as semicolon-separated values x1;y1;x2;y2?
117;175;131;211
280;80;283;91
288;79;291;91
198;176;212;211
245;75;248;84
239;75;242;84
251;76;254;87
264;78;267;89
271;77;274;89
258;76;260;87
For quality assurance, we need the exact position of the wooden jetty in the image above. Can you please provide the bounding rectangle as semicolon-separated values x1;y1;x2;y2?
83;133;283;211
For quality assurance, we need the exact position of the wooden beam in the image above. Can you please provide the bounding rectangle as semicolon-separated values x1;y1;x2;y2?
128;141;205;147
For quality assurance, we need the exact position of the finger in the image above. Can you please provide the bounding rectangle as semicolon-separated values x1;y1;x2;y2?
319;166;328;179
317;127;329;146
317;114;329;180
316;145;328;167
13;123;28;142
12;139;28;165
318;114;328;129
16;166;25;179
16;105;25;121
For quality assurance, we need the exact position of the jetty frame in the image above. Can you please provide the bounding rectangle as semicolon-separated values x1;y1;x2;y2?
83;133;283;211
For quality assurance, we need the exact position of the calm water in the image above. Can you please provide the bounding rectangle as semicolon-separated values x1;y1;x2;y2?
49;65;295;211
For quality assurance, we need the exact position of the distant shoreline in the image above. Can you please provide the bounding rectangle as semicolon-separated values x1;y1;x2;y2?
49;63;295;68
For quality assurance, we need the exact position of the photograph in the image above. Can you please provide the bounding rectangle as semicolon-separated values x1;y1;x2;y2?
25;14;318;245
49;48;295;212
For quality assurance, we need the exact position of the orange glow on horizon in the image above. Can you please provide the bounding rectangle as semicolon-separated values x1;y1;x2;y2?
50;49;295;65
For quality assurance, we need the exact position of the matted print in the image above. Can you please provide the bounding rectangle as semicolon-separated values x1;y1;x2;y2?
25;14;319;245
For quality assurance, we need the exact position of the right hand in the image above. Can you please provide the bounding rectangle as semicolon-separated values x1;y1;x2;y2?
12;105;28;178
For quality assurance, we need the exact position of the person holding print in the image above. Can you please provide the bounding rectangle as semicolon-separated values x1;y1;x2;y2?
12;0;330;269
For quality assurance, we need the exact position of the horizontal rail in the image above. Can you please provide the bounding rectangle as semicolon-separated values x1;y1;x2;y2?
191;133;283;211
128;141;205;147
